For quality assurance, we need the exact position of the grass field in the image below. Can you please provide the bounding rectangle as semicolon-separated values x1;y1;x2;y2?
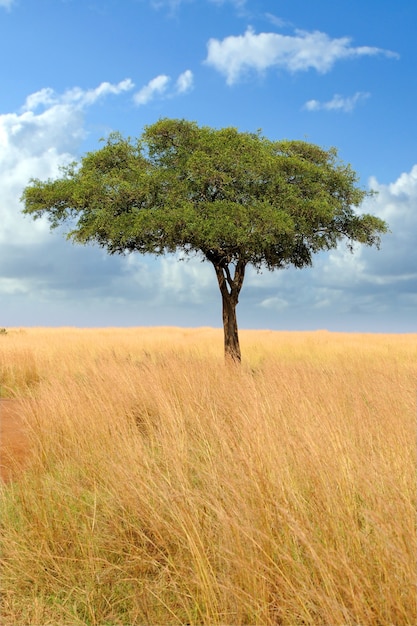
0;327;416;625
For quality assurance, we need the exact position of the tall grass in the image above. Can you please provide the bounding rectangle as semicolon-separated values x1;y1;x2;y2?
1;328;416;625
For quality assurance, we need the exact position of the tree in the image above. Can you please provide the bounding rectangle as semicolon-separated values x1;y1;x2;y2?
22;118;388;362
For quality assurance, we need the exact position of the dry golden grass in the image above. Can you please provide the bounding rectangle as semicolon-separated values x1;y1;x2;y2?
1;327;416;625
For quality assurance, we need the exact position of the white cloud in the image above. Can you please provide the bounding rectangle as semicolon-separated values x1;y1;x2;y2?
0;80;134;249
134;75;170;105
22;79;134;112
62;79;135;106
318;165;417;296
0;106;82;248
175;69;194;94
0;80;170;326
133;70;193;105
367;165;417;256
21;88;57;112
304;92;370;113
205;27;399;85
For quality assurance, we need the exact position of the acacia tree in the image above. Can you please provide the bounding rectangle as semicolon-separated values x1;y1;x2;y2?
22;118;387;361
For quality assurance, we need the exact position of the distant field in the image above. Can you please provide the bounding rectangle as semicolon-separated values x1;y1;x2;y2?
1;327;416;625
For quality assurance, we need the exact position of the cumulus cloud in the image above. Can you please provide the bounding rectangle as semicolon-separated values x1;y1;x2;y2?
0;79;135;216
0;77;205;327
0;79;144;323
133;70;193;105
205;27;399;85
304;92;370;113
312;166;417;317
365;166;417;280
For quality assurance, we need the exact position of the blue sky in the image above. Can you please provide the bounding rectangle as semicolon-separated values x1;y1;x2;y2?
1;0;416;332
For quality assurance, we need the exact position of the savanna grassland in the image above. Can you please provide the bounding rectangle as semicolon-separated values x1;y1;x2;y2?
0;327;416;625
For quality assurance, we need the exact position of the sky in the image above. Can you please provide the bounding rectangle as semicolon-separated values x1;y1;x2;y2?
0;0;416;332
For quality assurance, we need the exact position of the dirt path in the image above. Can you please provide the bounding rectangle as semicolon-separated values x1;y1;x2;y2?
0;399;31;483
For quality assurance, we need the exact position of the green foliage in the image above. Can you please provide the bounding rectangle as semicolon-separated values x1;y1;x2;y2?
21;118;388;271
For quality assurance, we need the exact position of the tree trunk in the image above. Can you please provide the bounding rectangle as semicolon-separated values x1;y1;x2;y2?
221;288;241;362
206;253;246;363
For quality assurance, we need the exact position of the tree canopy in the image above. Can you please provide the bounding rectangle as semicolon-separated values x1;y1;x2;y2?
22;118;388;361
